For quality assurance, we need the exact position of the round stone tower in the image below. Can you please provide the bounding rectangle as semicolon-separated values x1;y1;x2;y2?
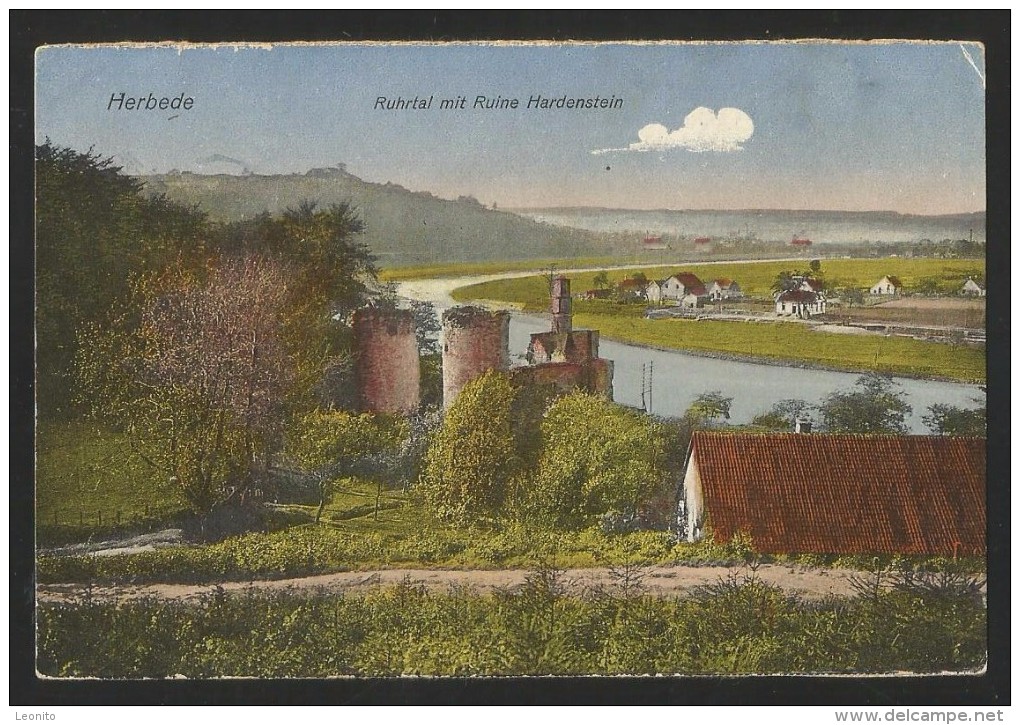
353;307;420;414
441;306;510;409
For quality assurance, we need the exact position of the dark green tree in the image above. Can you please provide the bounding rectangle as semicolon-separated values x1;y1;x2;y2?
36;142;207;417
684;391;733;428
838;287;864;311
750;399;813;431
923;403;986;437
818;374;912;434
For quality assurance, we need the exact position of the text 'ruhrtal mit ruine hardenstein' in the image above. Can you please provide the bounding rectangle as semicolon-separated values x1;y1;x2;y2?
374;94;625;111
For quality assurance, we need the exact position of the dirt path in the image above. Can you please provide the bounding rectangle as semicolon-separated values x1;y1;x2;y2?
37;563;867;604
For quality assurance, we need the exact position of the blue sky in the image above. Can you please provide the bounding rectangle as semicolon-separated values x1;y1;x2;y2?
35;42;986;214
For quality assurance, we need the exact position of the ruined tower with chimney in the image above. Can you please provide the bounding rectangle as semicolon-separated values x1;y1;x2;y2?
513;275;614;398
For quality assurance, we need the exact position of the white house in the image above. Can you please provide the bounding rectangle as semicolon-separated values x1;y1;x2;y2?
870;275;903;295
707;278;741;301
661;272;707;302
645;280;664;304
775;289;826;318
960;277;986;297
679;293;704;309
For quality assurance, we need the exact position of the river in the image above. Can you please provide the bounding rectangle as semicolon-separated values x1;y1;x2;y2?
395;267;984;433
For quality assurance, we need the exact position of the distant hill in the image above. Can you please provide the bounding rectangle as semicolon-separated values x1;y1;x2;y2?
139;168;606;266
508;207;986;245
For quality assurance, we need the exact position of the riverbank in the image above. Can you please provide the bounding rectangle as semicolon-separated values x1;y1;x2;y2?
571;311;984;384
583;322;983;385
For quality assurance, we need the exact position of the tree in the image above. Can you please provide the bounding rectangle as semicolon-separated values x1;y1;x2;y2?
408;300;441;356
817;374;912;434
36;142;208;417
287;409;406;522
417;371;522;524
592;271;610;290
210;200;375;408
750;399;813;431
770;270;797;296
684;391;733;428
809;259;822;274
78;255;296;516
527;393;669;530
915;277;941;296
923;403;986;437
839;287;865;311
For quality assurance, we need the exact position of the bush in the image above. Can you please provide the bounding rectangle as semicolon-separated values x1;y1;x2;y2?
37;572;987;677
417;372;523;524
525;393;672;530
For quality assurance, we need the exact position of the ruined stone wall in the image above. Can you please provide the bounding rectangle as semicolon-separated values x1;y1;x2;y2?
511;358;613;400
442;306;510;409
353;308;420;414
528;330;599;365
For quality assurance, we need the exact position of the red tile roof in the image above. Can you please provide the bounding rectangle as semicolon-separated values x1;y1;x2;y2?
887;276;903;288
776;289;819;303
688;432;986;555
670;273;706;296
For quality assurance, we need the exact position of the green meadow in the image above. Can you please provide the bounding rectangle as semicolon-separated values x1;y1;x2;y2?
449;258;986;383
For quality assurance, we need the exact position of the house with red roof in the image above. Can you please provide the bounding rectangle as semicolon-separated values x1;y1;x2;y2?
678;431;986;556
616;277;647;301
661;272;707;304
707;278;742;301
775;289;826;317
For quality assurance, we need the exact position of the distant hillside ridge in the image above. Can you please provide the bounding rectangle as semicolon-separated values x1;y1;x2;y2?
139;168;606;266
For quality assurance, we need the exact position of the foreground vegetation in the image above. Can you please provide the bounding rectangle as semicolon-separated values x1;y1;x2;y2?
38;570;986;677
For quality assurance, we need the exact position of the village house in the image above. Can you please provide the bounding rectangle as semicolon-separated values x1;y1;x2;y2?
678;431;986;555
792;276;825;294
661;272;707;303
583;288;611;301
707;278;741;301
616;277;647;301
870;275;903;295
645;280;665;304
775;289;826;318
960;277;986;297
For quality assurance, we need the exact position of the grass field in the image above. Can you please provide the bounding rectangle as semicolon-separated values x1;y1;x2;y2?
450;258;986;383
451;258;986;309
574;313;986;382
36;421;190;545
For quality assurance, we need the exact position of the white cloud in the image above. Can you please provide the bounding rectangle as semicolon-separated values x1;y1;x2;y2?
593;107;754;154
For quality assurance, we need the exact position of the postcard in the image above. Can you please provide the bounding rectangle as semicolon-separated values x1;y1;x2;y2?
33;39;989;683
